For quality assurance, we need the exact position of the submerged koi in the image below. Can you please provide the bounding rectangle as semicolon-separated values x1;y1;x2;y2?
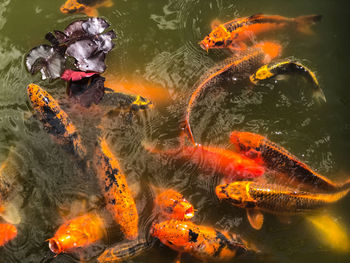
98;238;151;262
216;181;350;230
250;59;326;103
144;141;265;182
229;131;350;192
155;189;194;220
60;0;114;17
48;213;105;254
102;89;153;112
27;83;87;160
200;14;322;51
93;138;138;240
151;220;250;261
185;41;281;144
0;223;17;246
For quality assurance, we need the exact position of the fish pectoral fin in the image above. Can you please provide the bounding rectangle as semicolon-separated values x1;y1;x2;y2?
175;252;182;263
247;209;264;230
210;19;222;30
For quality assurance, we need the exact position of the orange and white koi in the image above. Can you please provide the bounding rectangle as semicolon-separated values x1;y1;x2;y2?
98;238;151;262
200;14;322;51
151;220;251;261
60;0;114;17
185;41;282;144
93;138;138;240
48;212;105;254
216;181;350;230
229;131;350;192
27;83;87;160
155;189;194;220
0;223;17;246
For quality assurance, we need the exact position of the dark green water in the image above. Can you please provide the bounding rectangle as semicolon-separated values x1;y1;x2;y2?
0;0;350;262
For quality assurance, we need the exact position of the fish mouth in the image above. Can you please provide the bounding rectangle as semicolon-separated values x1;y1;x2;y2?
199;42;209;52
48;238;62;254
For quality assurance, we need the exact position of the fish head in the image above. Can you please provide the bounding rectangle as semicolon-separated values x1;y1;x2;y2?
250;64;275;84
200;26;230;51
48;237;63;254
230;131;264;153
60;0;86;14
150;221;189;248
27;83;51;109
216;182;255;207
155;189;195;220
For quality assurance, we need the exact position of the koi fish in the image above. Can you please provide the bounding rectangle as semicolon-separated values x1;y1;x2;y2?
229;131;350;192
185;41;281;145
60;0;114;17
200;14;322;51
93;138;138;240
151;220;250;261
27;83;87;160
102;89;153;112
216;181;350;230
0;147;22;225
0;223;17;246
250;59;326;103
48;213;105;254
154;189;195;220
97;238;151;262
144;141;265;182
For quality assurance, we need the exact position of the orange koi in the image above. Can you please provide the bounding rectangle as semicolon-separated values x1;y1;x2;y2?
155;189;194;220
60;0;114;17
144;140;265;182
151;220;250;261
216;181;350;230
27;83;87;160
200;14;322;51
93;138;138;240
97;238;151;262
185;41;281;145
0;223;17;246
48;213;105;254
229;131;350;192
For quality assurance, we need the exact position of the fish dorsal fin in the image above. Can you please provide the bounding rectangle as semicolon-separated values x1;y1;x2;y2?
248;13;264;20
247;209;264;230
211;19;222;30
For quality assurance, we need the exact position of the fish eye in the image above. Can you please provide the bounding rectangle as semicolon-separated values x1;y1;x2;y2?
214;41;224;46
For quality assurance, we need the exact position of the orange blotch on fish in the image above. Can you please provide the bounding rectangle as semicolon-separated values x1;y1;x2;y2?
60;0;114;17
104;76;172;106
93;138;139;240
0;223;17;246
155;189;195;220
48;213;105;254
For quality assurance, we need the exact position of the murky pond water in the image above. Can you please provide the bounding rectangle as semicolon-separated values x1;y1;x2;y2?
0;0;350;262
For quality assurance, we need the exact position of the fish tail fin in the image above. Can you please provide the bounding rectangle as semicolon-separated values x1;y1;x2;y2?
180;120;196;147
84;7;99;17
295;15;322;34
104;0;114;7
312;87;327;104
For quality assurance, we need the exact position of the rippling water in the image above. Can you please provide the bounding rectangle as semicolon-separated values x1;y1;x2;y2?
0;0;350;262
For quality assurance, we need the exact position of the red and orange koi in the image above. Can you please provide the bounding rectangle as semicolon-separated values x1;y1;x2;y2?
185;41;281;145
200;14;322;51
144;140;265;182
48;213;105;254
155;189;194;220
60;0;114;17
27;83;87;160
93;138;138;240
229;131;350;192
151;220;250;261
0;223;17;246
216;181;350;230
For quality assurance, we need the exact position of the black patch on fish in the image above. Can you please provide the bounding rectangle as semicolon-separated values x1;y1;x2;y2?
41;105;67;136
188;229;198;243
